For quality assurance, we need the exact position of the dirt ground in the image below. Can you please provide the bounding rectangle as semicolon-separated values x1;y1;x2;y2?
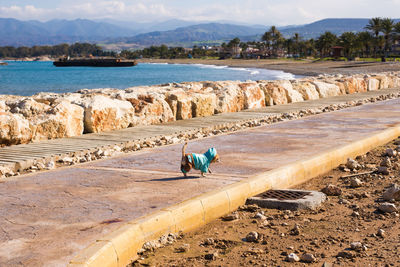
138;58;400;76
131;138;400;267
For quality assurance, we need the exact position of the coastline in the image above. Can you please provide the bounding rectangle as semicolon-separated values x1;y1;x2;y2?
138;58;400;76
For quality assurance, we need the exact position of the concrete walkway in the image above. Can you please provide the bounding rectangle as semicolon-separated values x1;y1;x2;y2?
1;88;400;173
1;93;400;266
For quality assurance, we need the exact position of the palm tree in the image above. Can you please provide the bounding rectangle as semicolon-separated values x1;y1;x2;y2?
340;32;357;59
262;26;283;57
395;22;400;35
380;18;395;58
261;31;272;51
357;31;373;57
293;33;301;56
316;31;338;57
394;22;400;48
365;17;382;57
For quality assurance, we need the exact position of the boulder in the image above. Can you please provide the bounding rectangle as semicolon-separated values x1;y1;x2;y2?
281;80;304;103
259;81;288;105
291;81;319;100
0;112;32;145
128;94;174;125
30;100;84;141
342;77;367;94
80;95;136;133
9;98;50;117
0;100;7;112
212;82;245;113
311;81;341;98
365;77;380;91
375;75;390;89
391;75;400;88
191;93;217;117
239;82;265;109
165;90;193;120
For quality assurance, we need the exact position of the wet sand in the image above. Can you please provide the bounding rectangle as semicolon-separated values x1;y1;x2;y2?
138;58;400;76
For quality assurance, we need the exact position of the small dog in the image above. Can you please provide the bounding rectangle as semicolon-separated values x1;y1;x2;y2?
180;142;220;177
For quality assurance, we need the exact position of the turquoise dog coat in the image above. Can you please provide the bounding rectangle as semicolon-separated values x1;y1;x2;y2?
181;147;217;174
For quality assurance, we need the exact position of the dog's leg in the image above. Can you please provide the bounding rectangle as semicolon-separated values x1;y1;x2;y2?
201;172;207;177
183;172;187;177
208;168;212;174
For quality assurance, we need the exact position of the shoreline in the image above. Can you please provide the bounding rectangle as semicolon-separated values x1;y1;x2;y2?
138;58;400;76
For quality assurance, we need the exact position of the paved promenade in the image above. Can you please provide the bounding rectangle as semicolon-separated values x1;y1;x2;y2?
1;88;400;173
1;92;400;266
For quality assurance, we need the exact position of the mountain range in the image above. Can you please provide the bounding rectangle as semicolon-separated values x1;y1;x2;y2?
1;17;399;48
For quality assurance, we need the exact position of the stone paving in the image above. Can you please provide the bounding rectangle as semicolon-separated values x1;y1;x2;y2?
1;91;400;266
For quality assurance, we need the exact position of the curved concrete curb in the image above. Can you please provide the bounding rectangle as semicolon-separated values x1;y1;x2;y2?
68;124;400;267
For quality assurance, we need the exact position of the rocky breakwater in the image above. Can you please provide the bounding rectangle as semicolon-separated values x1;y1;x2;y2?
0;71;400;146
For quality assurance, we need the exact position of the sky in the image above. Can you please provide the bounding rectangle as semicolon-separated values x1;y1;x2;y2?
0;0;399;25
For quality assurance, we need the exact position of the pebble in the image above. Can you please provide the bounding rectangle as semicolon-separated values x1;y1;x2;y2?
350;242;362;251
300;253;316;263
45;161;55;170
346;158;360;170
222;212;239;221
322;184;342;196
286;252;300;262
205;251;218;260
377;228;385;238
290;224;301;235
377;166;390;175
240;204;259;212
337;250;356;259
254;212;267;220
351;211;360;217
382;184;400;201
175;243;190;253
381;157;392;167
245;231;259;242
378;203;397;213
350;178;363;188
385;148;397;157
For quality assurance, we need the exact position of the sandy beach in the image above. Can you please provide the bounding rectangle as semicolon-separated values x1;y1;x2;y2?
138;58;400;76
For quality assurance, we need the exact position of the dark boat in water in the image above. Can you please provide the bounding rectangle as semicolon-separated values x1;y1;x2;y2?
53;57;137;67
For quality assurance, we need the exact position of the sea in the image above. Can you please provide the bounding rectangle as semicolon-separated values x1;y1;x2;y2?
0;61;297;96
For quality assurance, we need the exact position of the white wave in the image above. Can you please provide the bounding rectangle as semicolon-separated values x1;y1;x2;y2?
193;64;229;70
250;70;260;75
146;62;169;65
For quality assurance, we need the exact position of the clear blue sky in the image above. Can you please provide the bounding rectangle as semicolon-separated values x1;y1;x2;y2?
0;0;399;25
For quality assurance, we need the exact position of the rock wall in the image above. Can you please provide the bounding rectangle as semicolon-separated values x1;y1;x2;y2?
1;72;399;146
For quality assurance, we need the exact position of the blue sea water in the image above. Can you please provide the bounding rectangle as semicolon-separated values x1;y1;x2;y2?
0;61;297;96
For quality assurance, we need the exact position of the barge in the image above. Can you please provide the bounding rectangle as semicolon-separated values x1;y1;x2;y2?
53;57;137;67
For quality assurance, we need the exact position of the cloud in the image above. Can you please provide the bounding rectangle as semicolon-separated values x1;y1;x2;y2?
0;1;172;21
0;0;399;24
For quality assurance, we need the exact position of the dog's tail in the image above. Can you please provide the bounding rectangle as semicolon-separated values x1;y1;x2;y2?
182;142;188;157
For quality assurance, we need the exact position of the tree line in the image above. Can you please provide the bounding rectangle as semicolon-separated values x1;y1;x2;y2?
0;43;114;58
259;17;400;60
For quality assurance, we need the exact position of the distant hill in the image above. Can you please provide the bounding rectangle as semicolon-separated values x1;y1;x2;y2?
109;23;267;47
0;18;136;46
279;18;400;39
106;18;400;48
96;18;201;35
2;17;400;48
